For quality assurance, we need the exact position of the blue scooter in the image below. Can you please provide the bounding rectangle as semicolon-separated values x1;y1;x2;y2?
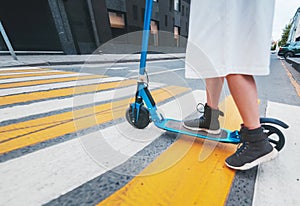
125;0;288;151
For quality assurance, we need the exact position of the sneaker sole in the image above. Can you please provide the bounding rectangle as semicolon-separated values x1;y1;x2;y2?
225;148;279;170
182;123;221;135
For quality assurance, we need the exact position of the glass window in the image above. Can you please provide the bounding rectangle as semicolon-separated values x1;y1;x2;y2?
174;0;180;11
151;21;158;34
169;0;173;12
108;11;125;29
141;8;145;22
151;21;159;46
174;26;179;39
174;26;180;47
165;15;168;27
133;5;138;20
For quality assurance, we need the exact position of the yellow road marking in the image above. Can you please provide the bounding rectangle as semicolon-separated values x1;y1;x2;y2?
0;86;189;154
98;96;242;206
0;79;136;107
0;75;106;89
0;68;49;74
0;71;74;80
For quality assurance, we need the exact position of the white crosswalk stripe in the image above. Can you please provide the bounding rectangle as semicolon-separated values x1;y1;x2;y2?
0;70;62;76
0;72;92;84
0;76;125;96
0;84;163;122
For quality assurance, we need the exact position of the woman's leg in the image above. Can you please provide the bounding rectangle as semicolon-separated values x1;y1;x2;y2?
183;77;224;133
225;74;276;170
225;74;260;129
206;77;224;109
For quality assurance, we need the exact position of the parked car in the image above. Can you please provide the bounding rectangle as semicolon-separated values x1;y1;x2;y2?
278;41;300;58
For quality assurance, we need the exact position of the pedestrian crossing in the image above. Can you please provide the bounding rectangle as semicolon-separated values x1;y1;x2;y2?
0;76;126;96
0;65;299;206
0;78;137;107
0;66;192;205
0;74;103;89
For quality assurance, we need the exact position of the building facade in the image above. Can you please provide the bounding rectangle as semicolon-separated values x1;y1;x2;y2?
0;0;190;54
288;7;300;42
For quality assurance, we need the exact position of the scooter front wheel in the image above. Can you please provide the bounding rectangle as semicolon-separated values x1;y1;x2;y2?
125;105;150;129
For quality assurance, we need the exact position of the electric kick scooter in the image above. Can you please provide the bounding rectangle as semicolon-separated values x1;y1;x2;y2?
125;0;288;151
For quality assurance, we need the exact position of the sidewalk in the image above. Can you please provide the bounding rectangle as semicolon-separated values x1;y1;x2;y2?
287;57;300;73
0;53;186;68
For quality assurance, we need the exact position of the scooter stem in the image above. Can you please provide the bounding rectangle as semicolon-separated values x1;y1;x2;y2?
139;0;153;78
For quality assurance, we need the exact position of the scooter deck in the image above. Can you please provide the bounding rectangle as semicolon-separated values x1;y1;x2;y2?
155;119;241;144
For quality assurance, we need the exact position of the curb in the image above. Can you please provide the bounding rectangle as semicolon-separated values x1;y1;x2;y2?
0;55;185;68
286;57;300;73
46;56;185;66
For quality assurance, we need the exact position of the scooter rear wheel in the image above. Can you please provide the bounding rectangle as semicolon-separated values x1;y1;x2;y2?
125;106;150;129
263;125;285;151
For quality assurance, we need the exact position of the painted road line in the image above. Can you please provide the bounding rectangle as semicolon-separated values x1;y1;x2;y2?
0;72;92;84
0;74;105;89
0;90;203;206
105;67;128;70
0;70;50;76
0;71;54;76
0;71;74;80
98;96;243;206
0;68;49;74
0;66;47;71
130;67;184;78
82;90;205;170
0;135;108;206
45;91;205;206
0;76;125;96
0;86;189;155
0;83;164;123
253;101;300;206
0;79;136;107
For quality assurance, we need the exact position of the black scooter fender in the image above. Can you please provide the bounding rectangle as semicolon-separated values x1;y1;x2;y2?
260;117;289;129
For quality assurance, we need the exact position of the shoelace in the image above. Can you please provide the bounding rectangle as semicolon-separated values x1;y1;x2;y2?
196;103;205;114
196;103;206;121
235;142;249;156
196;103;224;116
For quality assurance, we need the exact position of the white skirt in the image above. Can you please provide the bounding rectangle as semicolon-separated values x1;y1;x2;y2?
185;0;275;79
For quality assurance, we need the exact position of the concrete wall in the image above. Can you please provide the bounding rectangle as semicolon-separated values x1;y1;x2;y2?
158;0;174;32
91;0;112;45
62;0;96;54
105;0;126;12
180;0;190;37
126;0;145;32
0;0;62;51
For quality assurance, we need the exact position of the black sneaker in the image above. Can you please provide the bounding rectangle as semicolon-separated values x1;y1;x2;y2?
183;103;224;134
225;126;278;170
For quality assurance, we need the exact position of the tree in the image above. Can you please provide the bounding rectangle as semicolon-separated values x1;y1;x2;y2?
278;23;291;47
